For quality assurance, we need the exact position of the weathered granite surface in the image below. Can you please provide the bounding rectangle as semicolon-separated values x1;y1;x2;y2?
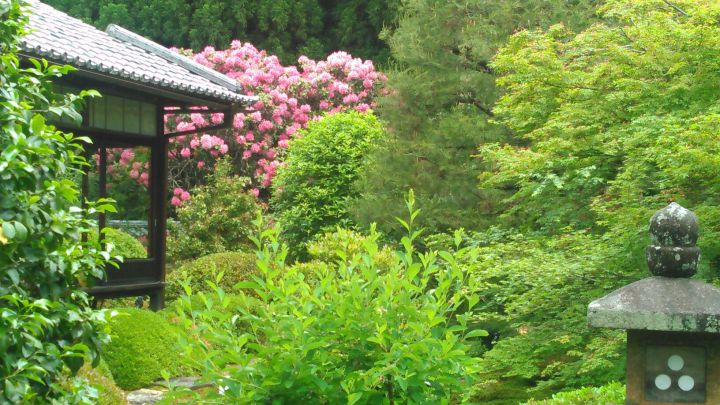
646;202;700;277
126;389;164;405
588;276;720;333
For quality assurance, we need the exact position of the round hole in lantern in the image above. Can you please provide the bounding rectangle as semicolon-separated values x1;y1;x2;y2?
655;374;672;391
678;375;695;392
668;354;684;371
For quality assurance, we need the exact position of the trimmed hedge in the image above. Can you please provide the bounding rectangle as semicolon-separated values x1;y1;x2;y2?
524;382;625;404
102;308;193;390
77;359;126;405
165;251;258;302
91;228;146;260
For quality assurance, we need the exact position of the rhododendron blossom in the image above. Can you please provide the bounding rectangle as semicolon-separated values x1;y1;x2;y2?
114;42;384;206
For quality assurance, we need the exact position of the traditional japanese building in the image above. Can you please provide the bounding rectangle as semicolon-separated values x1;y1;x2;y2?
18;0;254;309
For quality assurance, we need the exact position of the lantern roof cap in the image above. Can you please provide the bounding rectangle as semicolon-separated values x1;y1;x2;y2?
588;276;720;333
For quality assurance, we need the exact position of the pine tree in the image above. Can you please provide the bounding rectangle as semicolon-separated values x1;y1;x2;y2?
352;0;599;235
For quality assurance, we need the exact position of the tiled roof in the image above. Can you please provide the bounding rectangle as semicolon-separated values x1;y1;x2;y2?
19;1;254;105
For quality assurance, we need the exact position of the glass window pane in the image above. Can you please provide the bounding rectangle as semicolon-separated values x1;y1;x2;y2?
140;102;156;136
105;95;125;132
123;99;141;134
105;145;152;259
90;97;106;129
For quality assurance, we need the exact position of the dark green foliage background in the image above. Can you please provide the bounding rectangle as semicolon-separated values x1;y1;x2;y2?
43;0;400;64
353;0;599;237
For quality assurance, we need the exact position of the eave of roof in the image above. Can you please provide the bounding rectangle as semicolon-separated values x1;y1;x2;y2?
20;1;255;106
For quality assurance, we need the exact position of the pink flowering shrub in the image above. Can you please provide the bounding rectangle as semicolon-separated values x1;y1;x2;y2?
99;44;384;211
162;43;385;205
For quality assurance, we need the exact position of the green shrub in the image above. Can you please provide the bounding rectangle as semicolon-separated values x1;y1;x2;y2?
295;228;396;285
102;308;193;390
105;228;146;259
168;158;258;263
271;111;384;258
0;2;114;402
307;227;393;263
166;193;484;403
165;251;258;302
91;228;146;260
76;359;126;405
463;231;628;402
160;293;248;321
525;382;625;404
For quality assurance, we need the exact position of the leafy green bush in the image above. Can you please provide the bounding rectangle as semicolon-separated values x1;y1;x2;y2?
167;193;484;403
0;1;114;402
75;359;126;405
91;228;146;260
271;111;384;258
525;382;625;404
161;293;248;321
483;0;720;250
168;158;258;263
102;308;193;390
460;231;628;402
105;228;146;259
291;228;396;286
165;251;258;302
307;227;395;266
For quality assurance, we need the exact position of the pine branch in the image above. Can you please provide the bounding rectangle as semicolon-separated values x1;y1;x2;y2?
662;0;689;17
458;93;495;117
471;100;495;117
447;46;495;74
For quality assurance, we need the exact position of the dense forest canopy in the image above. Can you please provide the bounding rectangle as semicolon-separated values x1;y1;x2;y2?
485;0;720;261
43;0;399;64
352;0;600;236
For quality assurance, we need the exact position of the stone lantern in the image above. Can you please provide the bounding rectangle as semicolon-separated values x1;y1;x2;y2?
588;203;720;404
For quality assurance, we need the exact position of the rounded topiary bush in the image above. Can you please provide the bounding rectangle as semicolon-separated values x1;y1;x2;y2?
91;228;146;260
76;359;125;405
102;308;193;390
106;228;146;259
271;111;384;258
165;251;258;302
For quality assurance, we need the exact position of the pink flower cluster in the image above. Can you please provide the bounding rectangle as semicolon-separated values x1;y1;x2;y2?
163;42;385;195
171;186;191;207
97;148;150;187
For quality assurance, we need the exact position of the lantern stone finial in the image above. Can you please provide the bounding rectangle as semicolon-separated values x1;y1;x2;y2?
646;202;700;277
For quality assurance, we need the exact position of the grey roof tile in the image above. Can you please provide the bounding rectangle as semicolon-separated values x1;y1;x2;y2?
20;1;253;105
